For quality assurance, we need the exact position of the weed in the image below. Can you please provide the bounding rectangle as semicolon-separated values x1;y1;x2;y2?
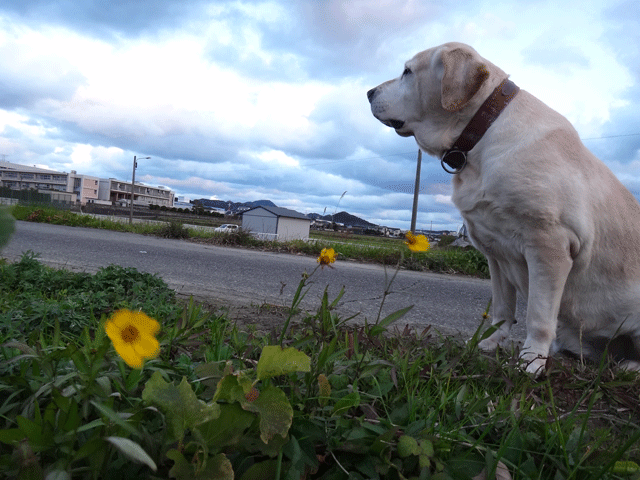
0;207;15;251
159;221;190;239
1;256;640;478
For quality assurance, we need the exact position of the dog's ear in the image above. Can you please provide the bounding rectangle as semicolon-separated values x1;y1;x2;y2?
440;47;489;112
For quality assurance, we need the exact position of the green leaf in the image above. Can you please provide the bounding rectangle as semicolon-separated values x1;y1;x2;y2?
242;384;293;444
256;346;310;380
212;372;253;403
72;436;103;462
15;416;45;446
419;439;434;457
196;403;256;449
239;460;278;480
332;391;361;416
0;428;24;445
397;435;420;457
167;450;233;480
90;401;140;438
142;371;221;443
613;461;640;474
106;436;157;472
368;305;413;337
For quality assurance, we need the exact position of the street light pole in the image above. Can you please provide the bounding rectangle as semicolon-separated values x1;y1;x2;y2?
410;149;422;234
129;155;151;225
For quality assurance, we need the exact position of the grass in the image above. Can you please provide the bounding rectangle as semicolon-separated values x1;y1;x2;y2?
9;204;489;278
1;253;640;479
0;207;15;251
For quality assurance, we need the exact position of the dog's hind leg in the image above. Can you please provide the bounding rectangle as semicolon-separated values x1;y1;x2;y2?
478;257;517;351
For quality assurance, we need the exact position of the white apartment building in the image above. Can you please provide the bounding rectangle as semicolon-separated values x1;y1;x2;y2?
0;161;69;192
0;160;174;207
98;178;174;207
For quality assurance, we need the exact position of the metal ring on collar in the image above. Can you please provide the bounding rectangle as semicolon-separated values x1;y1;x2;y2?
441;150;467;174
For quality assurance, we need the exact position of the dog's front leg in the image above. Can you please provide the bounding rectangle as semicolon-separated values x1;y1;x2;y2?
478;257;517;351
521;242;573;376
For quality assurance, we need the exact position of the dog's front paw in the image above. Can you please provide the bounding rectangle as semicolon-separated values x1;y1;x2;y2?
478;331;508;352
519;351;548;377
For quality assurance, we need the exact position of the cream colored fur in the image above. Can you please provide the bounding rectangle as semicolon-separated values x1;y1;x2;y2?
368;42;640;375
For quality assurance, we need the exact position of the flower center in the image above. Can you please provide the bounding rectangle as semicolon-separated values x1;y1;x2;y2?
121;325;139;343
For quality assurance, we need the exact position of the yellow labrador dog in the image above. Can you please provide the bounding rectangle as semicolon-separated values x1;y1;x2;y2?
368;42;640;375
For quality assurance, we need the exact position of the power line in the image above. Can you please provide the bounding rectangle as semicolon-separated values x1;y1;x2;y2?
181;133;640;176
581;133;640;141
195;150;418;175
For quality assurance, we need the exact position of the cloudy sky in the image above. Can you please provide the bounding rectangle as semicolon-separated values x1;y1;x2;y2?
0;0;638;231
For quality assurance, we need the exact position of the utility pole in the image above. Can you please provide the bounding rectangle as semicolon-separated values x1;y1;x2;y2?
410;150;422;233
129;155;150;225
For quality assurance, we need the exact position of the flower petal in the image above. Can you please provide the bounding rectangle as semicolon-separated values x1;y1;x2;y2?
115;342;144;369
110;309;134;328
104;319;121;343
318;247;336;265
131;311;160;336
134;333;160;360
406;234;430;252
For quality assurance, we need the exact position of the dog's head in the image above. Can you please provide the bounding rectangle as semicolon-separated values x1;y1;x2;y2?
367;42;506;156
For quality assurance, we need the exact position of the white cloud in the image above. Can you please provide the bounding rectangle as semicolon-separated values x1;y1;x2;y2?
0;0;638;231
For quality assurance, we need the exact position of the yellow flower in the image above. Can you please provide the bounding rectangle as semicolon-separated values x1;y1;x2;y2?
404;232;430;252
105;309;160;368
317;247;336;268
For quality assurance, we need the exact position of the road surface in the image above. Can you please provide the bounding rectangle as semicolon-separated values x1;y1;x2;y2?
1;221;527;339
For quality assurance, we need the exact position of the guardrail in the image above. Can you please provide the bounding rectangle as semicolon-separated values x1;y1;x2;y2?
251;232;278;241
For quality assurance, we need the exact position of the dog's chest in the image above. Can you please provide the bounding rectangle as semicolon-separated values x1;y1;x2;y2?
452;179;524;261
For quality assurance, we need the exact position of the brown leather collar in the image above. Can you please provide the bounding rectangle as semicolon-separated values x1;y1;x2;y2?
441;79;520;174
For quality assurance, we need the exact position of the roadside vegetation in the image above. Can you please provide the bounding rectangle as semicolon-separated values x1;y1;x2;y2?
9;204;489;277
1;252;640;479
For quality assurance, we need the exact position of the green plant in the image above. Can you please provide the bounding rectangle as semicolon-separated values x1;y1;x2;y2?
0;207;15;251
2;254;640;479
143;345;311;479
159;221;190;239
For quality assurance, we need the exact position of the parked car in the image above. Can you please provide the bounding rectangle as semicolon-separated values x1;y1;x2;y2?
214;224;240;233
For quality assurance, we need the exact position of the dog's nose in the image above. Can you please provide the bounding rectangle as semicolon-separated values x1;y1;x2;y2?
367;88;377;103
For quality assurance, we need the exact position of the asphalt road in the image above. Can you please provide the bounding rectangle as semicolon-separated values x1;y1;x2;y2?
1;221;527;339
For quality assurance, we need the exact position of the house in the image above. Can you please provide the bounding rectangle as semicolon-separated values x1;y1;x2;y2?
242;206;310;241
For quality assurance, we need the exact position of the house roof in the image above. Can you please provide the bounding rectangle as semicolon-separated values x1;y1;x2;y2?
243;205;310;221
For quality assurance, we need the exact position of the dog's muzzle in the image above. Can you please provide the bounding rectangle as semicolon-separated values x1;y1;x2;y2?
367;87;405;130
382;119;405;129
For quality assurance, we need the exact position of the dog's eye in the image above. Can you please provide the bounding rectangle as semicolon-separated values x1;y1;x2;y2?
402;67;411;78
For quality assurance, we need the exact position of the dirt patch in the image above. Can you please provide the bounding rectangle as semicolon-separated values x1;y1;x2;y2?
175;291;308;335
